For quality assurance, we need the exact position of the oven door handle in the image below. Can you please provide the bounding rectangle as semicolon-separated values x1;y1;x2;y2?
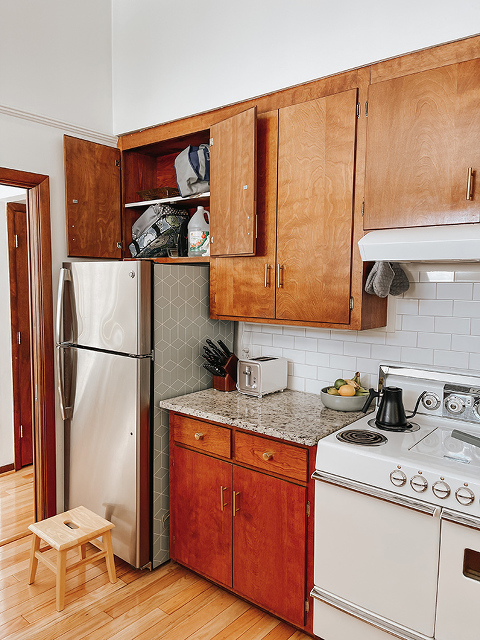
441;508;480;531
312;470;440;517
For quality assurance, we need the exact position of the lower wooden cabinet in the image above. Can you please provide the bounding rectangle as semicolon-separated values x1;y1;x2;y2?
169;412;313;632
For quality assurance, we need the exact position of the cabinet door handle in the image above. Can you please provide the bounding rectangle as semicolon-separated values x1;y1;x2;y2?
264;264;272;288
277;264;284;288
220;486;228;511
194;432;204;441
233;491;241;516
262;452;273;461
466;167;474;200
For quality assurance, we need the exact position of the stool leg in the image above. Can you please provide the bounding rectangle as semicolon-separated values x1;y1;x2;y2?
28;534;41;584
79;544;86;560
103;531;117;583
56;550;67;612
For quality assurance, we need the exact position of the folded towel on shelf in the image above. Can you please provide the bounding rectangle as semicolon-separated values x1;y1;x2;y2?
365;261;409;298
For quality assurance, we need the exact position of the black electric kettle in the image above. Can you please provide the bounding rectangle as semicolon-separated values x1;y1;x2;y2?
362;386;426;431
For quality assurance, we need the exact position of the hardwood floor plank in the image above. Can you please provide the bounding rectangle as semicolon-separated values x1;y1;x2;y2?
208;607;269;640
235;612;281;640
189;599;252;640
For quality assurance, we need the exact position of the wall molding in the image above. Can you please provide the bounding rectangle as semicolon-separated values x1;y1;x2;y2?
0;104;118;147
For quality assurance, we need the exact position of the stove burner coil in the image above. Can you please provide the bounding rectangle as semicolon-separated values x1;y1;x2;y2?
367;419;420;433
336;429;388;446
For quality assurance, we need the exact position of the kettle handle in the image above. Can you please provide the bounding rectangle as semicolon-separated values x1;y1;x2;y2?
362;388;380;413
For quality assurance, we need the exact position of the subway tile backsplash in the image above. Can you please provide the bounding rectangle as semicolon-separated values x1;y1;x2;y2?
239;263;480;392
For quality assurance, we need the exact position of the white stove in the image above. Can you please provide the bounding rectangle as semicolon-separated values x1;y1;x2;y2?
311;364;480;640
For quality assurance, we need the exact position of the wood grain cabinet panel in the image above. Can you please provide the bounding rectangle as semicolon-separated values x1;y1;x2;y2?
232;465;307;627
235;431;308;483
64;136;122;259
171;413;231;458
276;90;357;324
169;413;312;631
171;446;232;587
364;58;480;230
210;107;257;256
211;111;278;318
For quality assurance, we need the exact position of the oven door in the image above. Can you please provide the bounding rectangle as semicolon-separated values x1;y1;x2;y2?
435;510;480;640
312;471;440;638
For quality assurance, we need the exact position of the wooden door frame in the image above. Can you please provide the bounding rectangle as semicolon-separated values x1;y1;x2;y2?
7;202;33;471
0;167;56;521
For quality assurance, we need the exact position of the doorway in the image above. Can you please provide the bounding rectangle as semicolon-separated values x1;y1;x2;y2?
0;168;56;527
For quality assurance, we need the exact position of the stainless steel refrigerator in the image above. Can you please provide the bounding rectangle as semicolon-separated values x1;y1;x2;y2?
56;260;234;570
56;260;152;568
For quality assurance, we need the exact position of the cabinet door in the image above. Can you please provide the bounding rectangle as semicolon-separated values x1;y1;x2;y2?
211;111;277;318
171;446;233;587
210;107;257;256
232;466;307;627
276;90;357;324
364;59;480;230
64;135;122;259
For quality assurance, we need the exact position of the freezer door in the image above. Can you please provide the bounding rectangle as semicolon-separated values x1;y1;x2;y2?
65;348;150;568
63;261;151;355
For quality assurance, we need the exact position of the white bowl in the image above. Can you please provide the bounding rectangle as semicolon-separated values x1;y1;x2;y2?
321;388;368;412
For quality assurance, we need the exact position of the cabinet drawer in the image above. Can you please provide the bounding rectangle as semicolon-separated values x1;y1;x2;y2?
235;431;308;482
172;414;231;458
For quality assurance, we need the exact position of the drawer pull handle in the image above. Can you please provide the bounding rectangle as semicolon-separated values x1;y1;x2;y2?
262;452;273;461
194;432;204;441
233;491;241;516
220;486;228;511
466;167;474;200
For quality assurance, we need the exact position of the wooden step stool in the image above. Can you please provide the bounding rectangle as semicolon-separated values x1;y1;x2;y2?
28;505;117;611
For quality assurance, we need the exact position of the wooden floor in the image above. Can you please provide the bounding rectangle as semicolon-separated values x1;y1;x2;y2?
0;467;35;547
0;469;310;639
0;536;311;640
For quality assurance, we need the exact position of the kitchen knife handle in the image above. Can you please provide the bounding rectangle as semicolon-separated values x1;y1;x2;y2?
466;167;474;200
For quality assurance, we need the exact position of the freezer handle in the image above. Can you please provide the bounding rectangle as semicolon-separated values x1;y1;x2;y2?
56;267;72;345
56;268;73;420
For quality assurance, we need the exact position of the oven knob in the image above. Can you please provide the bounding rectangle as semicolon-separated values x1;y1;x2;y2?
455;486;475;506
432;481;451;499
390;470;407;487
421;393;441;411
473;401;480;420
410;475;428;493
444;395;465;415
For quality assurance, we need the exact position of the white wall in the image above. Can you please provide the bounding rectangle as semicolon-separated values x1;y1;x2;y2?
240;264;480;393
112;0;480;134
0;0;115;501
0;0;114;134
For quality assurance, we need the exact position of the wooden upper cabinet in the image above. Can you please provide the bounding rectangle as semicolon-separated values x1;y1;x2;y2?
211;111;277;318
276;90;357;324
210;107;257;256
364;58;480;230
64;136;122;259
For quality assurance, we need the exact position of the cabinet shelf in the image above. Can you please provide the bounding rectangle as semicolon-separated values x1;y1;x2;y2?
125;192;210;208
125;256;210;264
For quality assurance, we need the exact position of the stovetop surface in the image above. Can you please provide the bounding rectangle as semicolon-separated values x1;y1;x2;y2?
316;364;480;517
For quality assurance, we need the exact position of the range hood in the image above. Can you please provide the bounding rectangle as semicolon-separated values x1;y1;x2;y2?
358;224;480;262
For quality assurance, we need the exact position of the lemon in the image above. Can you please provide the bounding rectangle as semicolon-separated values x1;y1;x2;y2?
338;384;355;397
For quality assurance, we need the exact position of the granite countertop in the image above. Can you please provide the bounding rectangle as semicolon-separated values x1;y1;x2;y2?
159;388;368;446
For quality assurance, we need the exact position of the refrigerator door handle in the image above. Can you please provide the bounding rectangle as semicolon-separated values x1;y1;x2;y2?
56;267;72;345
56;268;74;420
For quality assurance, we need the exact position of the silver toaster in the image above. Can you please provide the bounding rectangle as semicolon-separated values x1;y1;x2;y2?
237;356;288;398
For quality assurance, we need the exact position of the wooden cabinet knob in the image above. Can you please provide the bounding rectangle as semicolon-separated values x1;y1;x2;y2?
194;432;204;441
262;452;273;461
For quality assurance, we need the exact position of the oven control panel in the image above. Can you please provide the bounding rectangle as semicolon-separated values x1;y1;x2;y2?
443;384;480;423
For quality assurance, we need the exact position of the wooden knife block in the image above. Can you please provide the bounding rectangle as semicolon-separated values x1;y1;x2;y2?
213;355;238;392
